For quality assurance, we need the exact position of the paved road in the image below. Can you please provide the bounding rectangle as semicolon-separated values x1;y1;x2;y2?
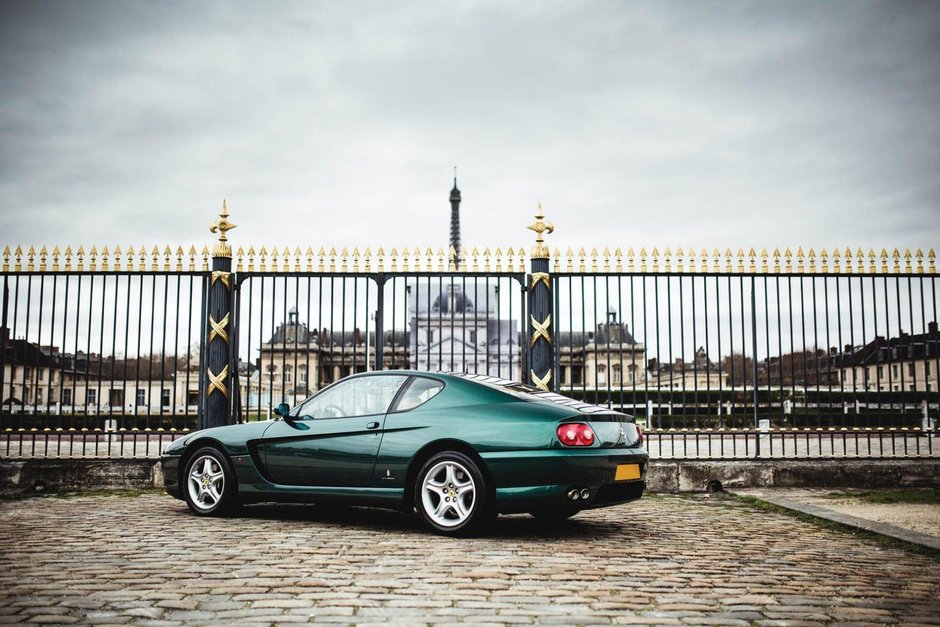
0;493;938;626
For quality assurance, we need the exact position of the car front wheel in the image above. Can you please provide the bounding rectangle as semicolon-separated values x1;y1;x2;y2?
183;447;236;516
415;451;493;536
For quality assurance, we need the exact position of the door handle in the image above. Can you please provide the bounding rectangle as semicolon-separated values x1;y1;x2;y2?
366;421;380;430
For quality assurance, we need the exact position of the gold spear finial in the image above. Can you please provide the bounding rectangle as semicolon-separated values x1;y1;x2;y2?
526;202;554;259
209;199;237;257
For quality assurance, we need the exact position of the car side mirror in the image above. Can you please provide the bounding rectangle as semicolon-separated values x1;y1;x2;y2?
274;402;290;417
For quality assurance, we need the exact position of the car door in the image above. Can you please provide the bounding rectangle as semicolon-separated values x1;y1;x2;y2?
258;374;408;487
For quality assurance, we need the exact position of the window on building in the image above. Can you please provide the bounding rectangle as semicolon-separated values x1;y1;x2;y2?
47;389;54;404
187;391;199;407
892;364;899;378
926;362;931;377
24;367;31;381
298;366;307;384
38;369;44;382
283;370;292;384
109;389;124;407
86;389;97;405
877;366;884;379
63;389;72;405
572;367;583;385
136;389;146;406
161;389;170;408
908;363;915;377
613;364;622;384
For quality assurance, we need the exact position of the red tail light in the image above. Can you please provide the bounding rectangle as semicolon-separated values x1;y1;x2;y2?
636;423;644;444
557;422;595;447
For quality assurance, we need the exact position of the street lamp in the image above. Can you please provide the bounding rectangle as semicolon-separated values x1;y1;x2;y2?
365;311;376;372
265;363;276;419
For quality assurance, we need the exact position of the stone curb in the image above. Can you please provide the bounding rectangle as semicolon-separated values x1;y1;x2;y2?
2;457;939;495
729;490;940;551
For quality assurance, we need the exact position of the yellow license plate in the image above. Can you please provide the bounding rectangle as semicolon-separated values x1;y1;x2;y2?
615;464;641;481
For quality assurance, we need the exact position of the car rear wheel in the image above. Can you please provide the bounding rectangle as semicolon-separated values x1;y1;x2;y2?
415;451;493;536
183;447;237;516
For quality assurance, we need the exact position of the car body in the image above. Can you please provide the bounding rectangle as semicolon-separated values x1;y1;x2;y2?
162;370;648;535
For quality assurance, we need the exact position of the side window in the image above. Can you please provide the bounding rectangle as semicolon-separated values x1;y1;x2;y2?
291;375;407;419
394;377;444;412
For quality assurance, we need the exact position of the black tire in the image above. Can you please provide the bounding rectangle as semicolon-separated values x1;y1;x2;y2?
414;451;494;536
529;507;581;523
182;447;237;516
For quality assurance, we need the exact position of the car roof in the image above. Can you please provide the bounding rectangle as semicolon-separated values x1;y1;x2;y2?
367;370;620;415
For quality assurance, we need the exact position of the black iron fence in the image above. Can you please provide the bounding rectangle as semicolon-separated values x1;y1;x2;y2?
554;269;940;431
1;425;932;460
1;215;937;459
1;255;209;431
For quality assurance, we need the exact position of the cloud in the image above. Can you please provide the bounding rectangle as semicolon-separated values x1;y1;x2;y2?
0;0;937;255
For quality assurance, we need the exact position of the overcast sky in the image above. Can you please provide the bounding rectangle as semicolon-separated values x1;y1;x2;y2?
1;0;938;259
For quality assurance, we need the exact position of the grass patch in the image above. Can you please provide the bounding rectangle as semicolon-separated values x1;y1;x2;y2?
730;493;940;559
822;488;940;505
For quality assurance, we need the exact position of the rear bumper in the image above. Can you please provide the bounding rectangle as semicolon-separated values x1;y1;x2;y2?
481;447;648;514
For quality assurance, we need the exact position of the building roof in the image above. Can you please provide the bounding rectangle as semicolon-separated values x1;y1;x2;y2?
2;337;56;368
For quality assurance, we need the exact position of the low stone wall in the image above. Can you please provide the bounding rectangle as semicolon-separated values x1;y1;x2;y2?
0;459;164;495
646;459;940;493
0;458;937;495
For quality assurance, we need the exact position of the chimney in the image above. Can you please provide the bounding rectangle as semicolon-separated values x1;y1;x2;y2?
844;344;852;353
929;321;938;335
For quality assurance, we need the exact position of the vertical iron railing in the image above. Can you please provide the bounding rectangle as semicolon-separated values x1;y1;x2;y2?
2;209;937;461
230;267;526;423
551;247;939;433
1;245;210;431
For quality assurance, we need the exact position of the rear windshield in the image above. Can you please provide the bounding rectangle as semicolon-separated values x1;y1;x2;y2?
453;373;621;415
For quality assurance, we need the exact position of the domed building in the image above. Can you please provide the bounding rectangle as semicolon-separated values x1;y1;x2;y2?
406;175;521;379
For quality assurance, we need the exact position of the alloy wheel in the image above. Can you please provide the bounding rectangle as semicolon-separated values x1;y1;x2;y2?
187;454;226;512
420;460;476;528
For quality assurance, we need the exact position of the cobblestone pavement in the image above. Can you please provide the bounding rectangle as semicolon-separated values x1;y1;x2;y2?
1;493;938;626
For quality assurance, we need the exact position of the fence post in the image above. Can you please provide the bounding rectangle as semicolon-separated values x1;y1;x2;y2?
527;205;554;391
373;274;386;371
750;275;760;456
0;280;7;430
202;201;236;429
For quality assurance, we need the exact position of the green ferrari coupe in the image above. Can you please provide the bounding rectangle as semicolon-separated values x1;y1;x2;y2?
161;371;648;535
